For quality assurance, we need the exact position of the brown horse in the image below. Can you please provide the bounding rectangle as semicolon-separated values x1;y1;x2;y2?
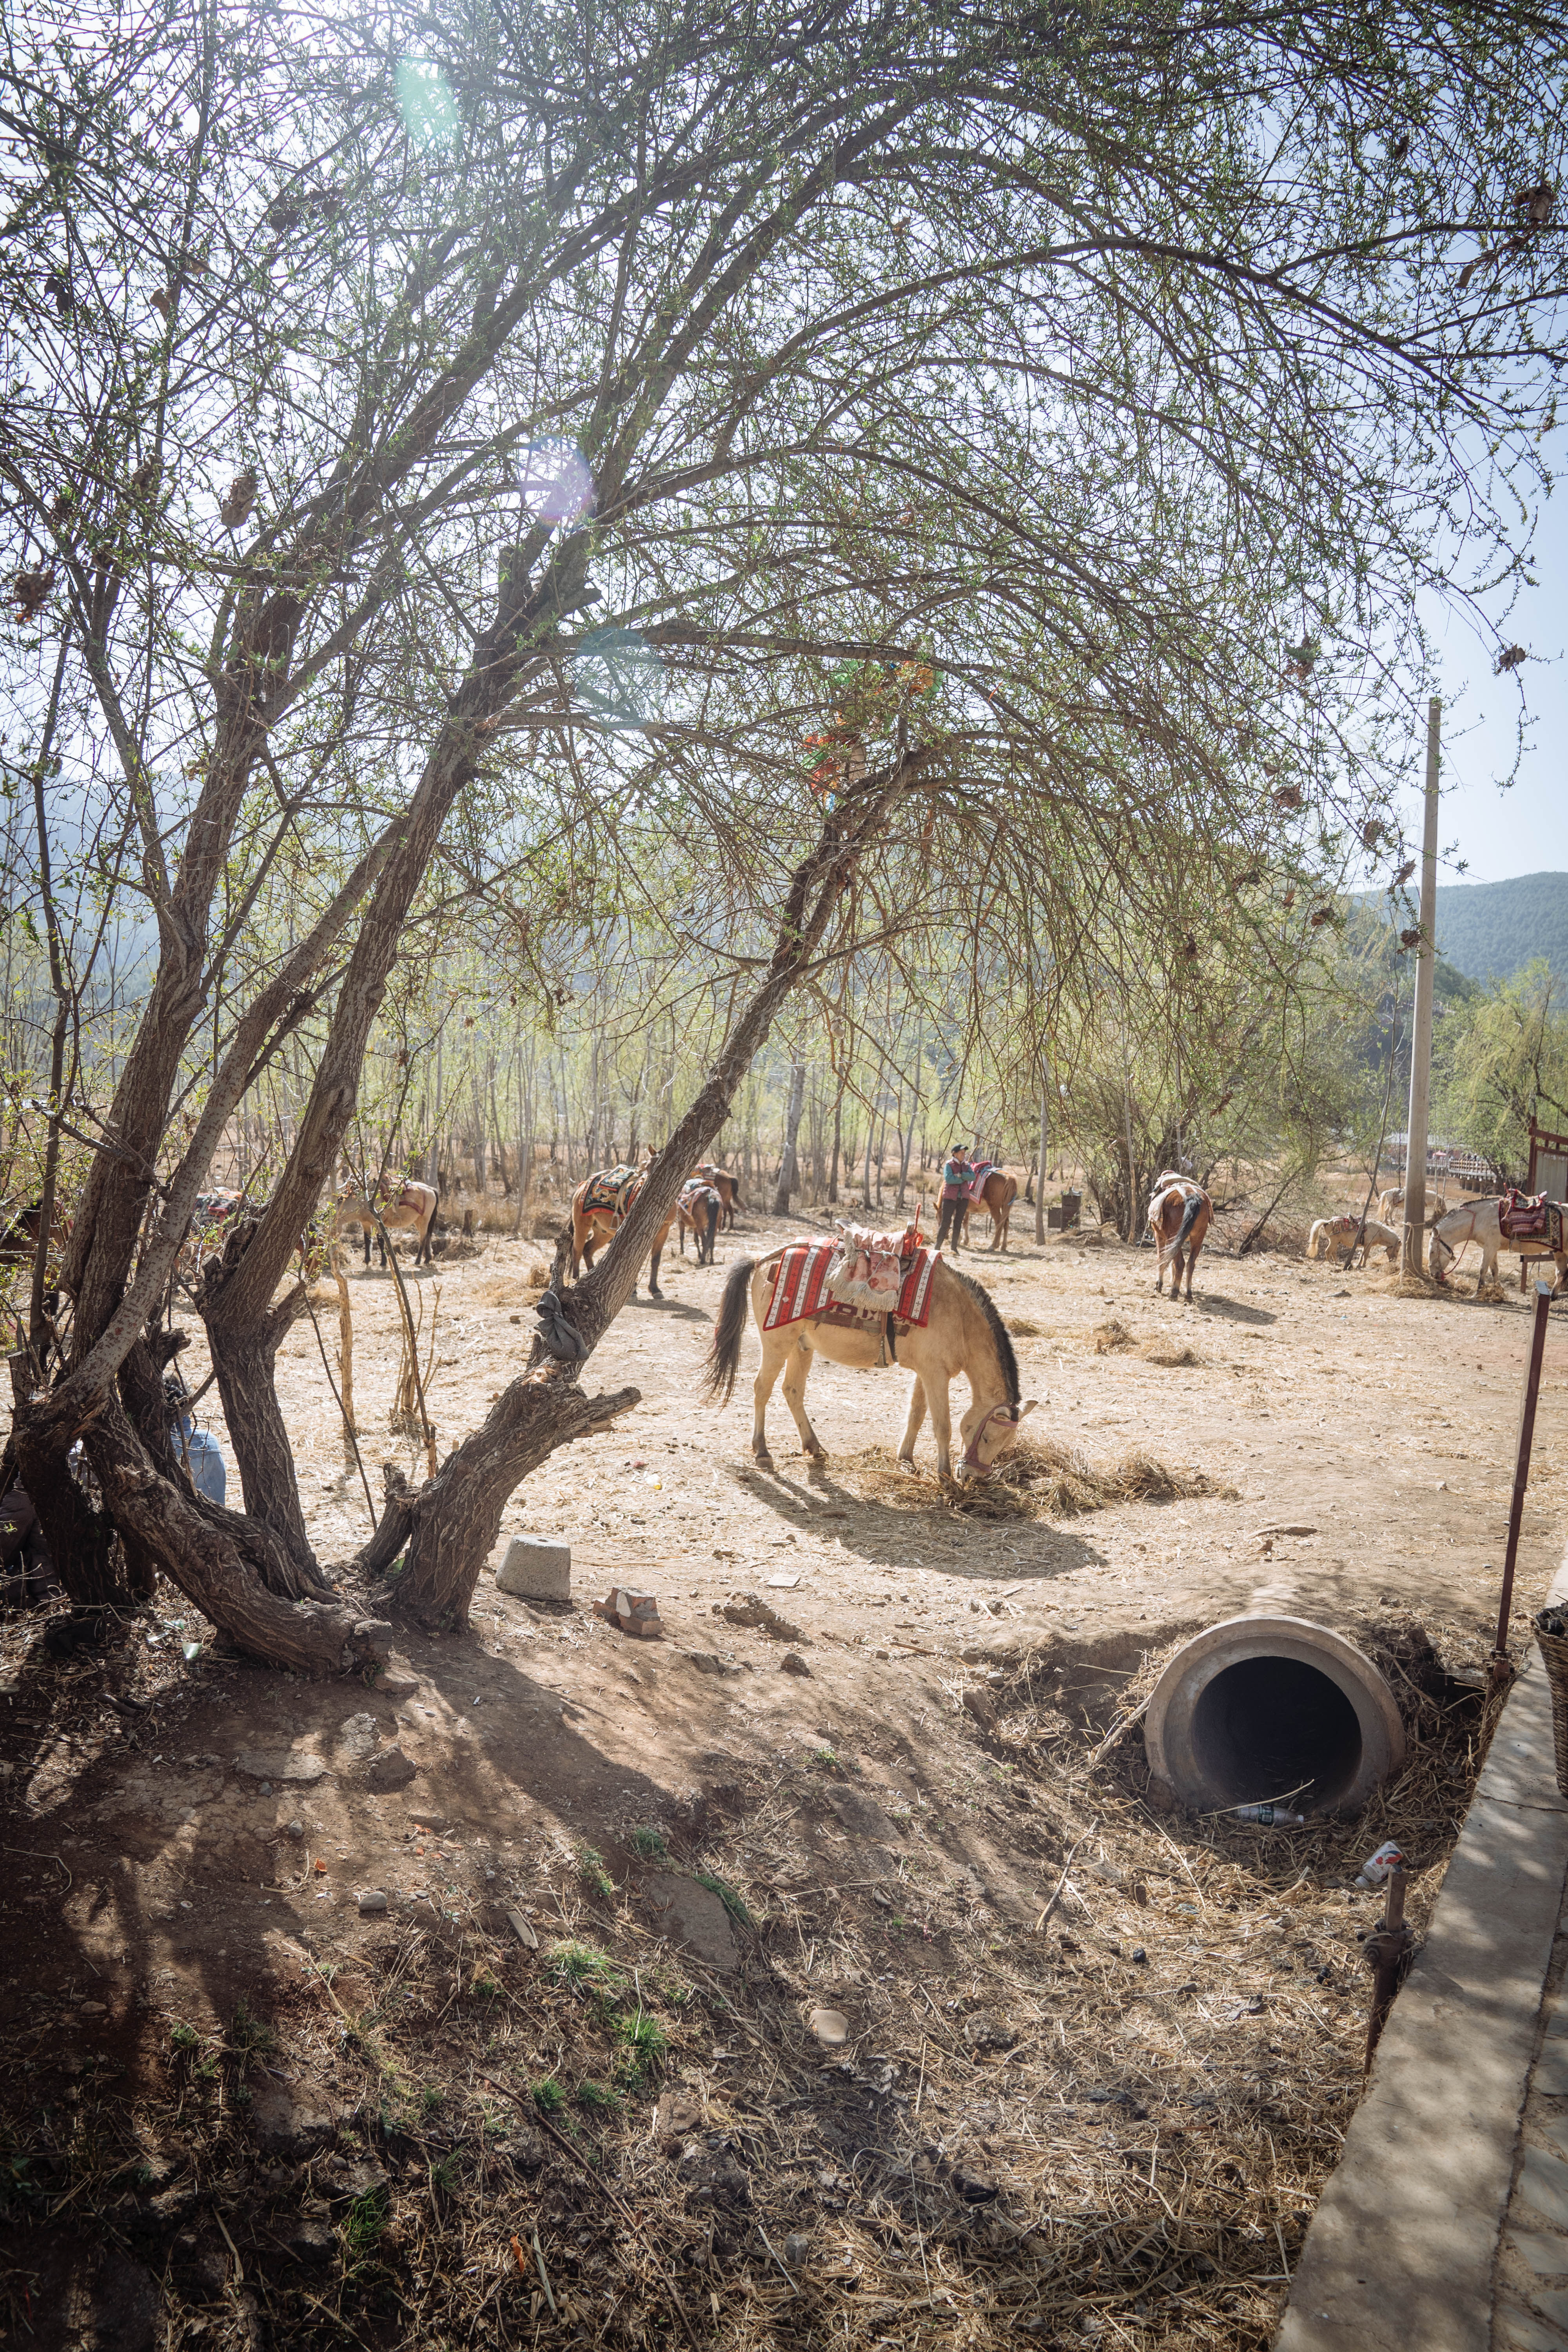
703;1248;1037;1479
696;1162;742;1229
677;1178;722;1265
570;1167;679;1297
958;1167;1018;1252
1147;1172;1213;1301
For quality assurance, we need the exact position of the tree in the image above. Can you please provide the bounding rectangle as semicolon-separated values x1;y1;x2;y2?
1432;962;1568;1182
3;0;1564;1663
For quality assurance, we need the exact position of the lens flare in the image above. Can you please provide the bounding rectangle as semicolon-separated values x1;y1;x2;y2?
519;439;595;526
395;58;459;152
573;626;662;734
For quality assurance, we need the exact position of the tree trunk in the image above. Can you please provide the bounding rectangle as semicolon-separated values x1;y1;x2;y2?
1035;1070;1049;1243
772;1059;806;1212
391;748;932;1628
829;1083;843;1203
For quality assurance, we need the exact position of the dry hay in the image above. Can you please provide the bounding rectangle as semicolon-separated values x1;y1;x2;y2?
1090;1317;1200;1369
833;1440;1234;1523
1140;1337;1202;1368
1005;1316;1045;1338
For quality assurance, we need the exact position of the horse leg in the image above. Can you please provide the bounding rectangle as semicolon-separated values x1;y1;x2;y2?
780;1338;827;1461
1184;1240;1201;1301
751;1337;787;1465
704;1203;719;1265
927;1377;956;1478
898;1379;929;1470
1153;1228;1167;1295
648;1244;662;1298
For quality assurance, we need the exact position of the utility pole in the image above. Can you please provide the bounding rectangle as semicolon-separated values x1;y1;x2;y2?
1402;697;1441;1276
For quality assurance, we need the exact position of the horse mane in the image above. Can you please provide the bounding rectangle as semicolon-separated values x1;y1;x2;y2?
949;1267;1020;1404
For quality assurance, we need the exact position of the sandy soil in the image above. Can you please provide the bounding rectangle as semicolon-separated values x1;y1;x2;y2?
3;1203;1566;2349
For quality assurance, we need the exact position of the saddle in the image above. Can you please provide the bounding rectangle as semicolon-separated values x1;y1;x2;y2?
823;1221;919;1310
1499;1189;1555;1244
582;1165;642;1220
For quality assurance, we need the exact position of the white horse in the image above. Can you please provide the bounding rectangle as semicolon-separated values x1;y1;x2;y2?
1430;1197;1568;1294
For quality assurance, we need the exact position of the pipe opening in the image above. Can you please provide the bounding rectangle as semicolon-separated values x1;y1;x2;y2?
1189;1655;1365;1810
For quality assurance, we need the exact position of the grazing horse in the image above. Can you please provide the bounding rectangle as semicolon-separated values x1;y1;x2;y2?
1307;1214;1400;1266
677;1178;722;1265
703;1249;1038;1479
696;1163;743;1229
1147;1172;1213;1301
1430;1196;1568;1295
334;1177;439;1267
1377;1185;1449;1228
570;1166;679;1297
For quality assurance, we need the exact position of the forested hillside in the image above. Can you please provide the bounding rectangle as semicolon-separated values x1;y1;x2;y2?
1433;873;1568;982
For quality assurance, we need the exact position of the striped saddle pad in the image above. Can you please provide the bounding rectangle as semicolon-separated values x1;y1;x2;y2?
762;1239;939;1332
581;1165;642;1219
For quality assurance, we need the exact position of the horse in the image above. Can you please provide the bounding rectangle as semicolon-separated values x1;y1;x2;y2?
1307;1213;1401;1266
1430;1196;1568;1295
702;1247;1038;1479
677;1178;722;1266
696;1162;743;1229
334;1177;439;1267
569;1166;680;1297
1147;1172;1213;1301
1377;1185;1449;1228
966;1166;1018;1252
0;1201;46;1265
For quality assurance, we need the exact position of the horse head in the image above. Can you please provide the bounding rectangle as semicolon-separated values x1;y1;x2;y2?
956;1397;1038;1481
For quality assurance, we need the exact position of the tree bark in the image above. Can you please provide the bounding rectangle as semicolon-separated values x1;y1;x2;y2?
772;1059;807;1212
1035;1070;1050;1244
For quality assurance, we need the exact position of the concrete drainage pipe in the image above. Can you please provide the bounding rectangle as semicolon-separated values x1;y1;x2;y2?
1144;1615;1405;1818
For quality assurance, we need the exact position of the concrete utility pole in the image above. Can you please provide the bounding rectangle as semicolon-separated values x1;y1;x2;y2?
1402;697;1442;1276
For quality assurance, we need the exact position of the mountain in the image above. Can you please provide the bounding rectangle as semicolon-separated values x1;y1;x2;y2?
1348;871;1568;991
1421;873;1568;985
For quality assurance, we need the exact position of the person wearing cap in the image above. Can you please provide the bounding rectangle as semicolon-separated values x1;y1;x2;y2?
936;1141;974;1251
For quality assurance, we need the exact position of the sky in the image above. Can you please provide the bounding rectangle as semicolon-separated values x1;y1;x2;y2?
1395;474;1567;886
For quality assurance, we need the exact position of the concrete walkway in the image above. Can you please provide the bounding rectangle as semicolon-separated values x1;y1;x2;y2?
1277;1570;1568;2352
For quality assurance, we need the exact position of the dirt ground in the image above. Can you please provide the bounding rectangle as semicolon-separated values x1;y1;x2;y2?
4;1195;1567;2351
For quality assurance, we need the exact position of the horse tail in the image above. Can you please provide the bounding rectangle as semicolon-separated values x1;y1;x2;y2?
1175;1189;1205;1251
702;1256;756;1403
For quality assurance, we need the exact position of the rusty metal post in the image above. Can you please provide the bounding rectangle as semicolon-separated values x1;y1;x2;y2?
1490;1281;1555;1691
1363;1866;1414;2073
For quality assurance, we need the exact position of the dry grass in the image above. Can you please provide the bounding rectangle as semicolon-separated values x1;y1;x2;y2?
834;1441;1235;1523
1092;1316;1136;1353
1089;1318;1200;1369
0;1597;1504;2352
1005;1316;1046;1338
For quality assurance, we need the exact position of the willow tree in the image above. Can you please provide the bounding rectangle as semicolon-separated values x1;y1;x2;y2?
2;0;1563;1663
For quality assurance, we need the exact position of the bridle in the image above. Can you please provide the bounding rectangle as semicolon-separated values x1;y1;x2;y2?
961;1401;1018;1473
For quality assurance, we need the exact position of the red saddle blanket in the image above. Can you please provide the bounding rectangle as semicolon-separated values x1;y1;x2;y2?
966;1159;999;1201
763;1239;939;1332
1500;1189;1556;1244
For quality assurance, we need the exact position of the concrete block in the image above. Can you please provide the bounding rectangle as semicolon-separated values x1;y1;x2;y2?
1496;2298;1568;2352
495;1535;570;1601
1508;2232;1568;2278
1524;2148;1568;2231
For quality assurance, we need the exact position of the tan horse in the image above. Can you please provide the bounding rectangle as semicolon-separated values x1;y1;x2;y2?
971;1167;1019;1252
702;1248;1037;1479
334;1177;439;1265
570;1166;679;1297
1147;1172;1213;1301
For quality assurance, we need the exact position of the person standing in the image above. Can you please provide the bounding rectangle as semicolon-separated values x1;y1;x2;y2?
937;1140;974;1250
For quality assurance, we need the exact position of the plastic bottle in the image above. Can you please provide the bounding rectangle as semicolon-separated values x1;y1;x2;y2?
1232;1803;1306;1826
